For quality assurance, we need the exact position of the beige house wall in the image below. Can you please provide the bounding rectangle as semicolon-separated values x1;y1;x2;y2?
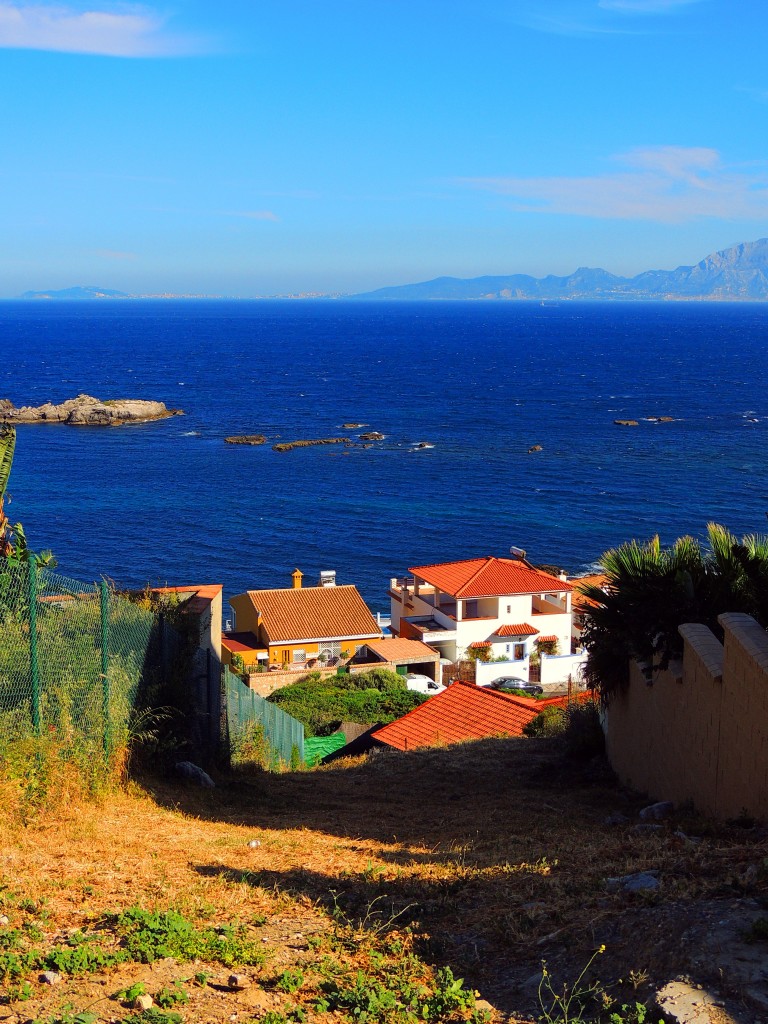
605;613;768;820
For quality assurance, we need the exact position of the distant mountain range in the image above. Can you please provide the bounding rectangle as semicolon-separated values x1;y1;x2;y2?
21;286;130;300
353;238;768;301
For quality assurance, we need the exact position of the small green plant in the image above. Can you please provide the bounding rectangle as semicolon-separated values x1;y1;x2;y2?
116;982;147;1003
155;982;189;1008
538;946;605;1023
124;1011;183;1024
274;968;304;994
8;980;33;1001
114;906;264;968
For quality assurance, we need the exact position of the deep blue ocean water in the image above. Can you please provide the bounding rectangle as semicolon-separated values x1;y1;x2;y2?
2;299;768;614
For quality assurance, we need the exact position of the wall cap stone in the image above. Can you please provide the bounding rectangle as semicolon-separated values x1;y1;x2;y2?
678;622;723;680
718;612;768;662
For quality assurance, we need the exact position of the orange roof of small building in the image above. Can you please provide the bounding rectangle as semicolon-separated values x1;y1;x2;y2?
536;634;559;643
221;631;263;655
243;584;381;645
569;574;610;613
371;681;542;751
408;556;572;599
497;623;538;637
363;638;438;663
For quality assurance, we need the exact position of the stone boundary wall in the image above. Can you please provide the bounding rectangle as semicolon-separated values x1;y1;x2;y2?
605;613;768;820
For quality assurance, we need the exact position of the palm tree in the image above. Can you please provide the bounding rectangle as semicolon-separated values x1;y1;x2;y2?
0;425;16;557
581;523;768;701
0;425;56;568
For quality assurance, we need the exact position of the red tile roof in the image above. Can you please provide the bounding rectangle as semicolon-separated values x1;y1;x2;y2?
244;584;381;644
363;638;438;663
569;574;609;614
537;635;558;643
497;623;538;637
222;631;263;655
409;556;572;599
468;640;492;649
371;682;541;751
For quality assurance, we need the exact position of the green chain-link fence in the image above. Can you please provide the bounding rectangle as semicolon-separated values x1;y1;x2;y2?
224;667;304;768
0;559;157;770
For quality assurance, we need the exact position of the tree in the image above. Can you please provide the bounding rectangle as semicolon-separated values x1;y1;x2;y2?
0;425;56;568
581;523;768;702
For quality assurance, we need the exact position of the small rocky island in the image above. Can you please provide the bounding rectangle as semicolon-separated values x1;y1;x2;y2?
0;394;182;426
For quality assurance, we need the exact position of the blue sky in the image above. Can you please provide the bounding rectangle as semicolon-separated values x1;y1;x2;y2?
1;0;767;295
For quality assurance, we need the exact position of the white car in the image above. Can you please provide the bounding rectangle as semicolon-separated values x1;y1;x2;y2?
405;673;446;696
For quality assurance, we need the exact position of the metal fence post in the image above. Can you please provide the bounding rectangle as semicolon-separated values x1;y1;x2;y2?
28;560;41;736
100;580;110;756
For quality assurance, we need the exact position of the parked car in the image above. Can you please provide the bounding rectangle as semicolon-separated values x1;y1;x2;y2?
485;676;544;696
405;673;446;696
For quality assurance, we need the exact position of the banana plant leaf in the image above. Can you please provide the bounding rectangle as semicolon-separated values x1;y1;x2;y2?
0;425;15;502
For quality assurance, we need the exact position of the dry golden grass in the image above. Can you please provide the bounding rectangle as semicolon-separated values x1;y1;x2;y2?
1;737;766;1023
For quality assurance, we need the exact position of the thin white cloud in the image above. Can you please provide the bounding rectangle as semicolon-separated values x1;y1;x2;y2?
515;0;706;36
460;147;768;223
95;248;137;260
599;0;703;11
0;2;206;57
226;210;280;222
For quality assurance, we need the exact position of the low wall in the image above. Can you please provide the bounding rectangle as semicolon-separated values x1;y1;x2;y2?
605;613;768;820
540;652;587;686
474;659;529;686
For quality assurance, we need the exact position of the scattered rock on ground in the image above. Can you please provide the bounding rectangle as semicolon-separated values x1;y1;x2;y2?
174;761;215;788
40;971;62;985
133;995;154;1010
640;800;675;820
605;870;660;893
228;974;250;989
655;980;726;1023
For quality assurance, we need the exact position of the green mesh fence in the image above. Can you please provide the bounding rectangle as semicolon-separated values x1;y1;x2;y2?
0;559;156;768
224;667;304;769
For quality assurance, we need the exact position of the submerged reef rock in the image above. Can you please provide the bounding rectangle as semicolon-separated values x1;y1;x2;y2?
272;437;351;452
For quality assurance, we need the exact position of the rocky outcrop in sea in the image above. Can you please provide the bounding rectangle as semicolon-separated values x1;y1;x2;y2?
0;394;182;426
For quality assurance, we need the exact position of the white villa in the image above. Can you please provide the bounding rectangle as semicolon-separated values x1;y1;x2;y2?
389;554;574;678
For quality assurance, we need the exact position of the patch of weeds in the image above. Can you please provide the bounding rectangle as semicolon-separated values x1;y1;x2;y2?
262;1010;306;1024
193;972;210;987
115;982;147;1004
316;965;486;1023
124;1011;183;1024
537;947;662;1024
114;907;264;968
274;968;304;994
45;933;125;976
35;1004;99;1024
155;983;189;1009
7;980;34;1001
744;916;768;943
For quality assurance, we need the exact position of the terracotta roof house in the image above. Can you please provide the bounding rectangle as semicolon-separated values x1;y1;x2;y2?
370;681;542;751
568;573;609;647
348;637;441;683
229;569;381;671
389;554;573;671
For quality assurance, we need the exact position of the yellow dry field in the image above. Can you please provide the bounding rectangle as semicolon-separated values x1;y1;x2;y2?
1;737;766;1024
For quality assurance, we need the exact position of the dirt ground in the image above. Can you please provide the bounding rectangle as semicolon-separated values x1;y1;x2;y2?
2;736;768;1023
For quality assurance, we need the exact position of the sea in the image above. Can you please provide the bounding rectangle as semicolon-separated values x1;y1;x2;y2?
2;298;768;615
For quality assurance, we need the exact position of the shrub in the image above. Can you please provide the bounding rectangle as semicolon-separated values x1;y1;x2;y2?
523;705;566;737
268;674;425;737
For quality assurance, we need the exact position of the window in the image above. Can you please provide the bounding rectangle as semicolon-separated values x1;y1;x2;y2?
293;649;306;664
319;641;341;662
505;644;510;654
506;604;511;614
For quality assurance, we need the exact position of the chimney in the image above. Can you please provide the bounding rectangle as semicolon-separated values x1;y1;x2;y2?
292;568;303;590
319;570;337;587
